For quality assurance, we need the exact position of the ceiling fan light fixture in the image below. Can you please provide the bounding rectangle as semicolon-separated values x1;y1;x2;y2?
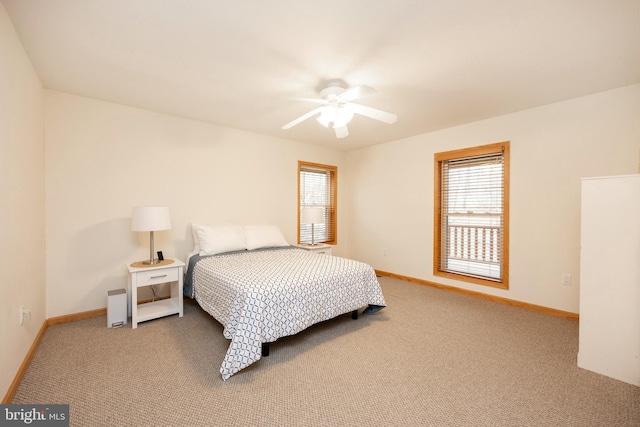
316;106;334;127
317;105;354;129
282;79;396;139
333;106;354;128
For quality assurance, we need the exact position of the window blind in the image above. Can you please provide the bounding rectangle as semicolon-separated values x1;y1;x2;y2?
439;150;505;282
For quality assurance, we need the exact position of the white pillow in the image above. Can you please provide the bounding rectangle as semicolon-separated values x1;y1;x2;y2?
197;225;247;255
244;225;289;250
191;222;234;252
191;223;205;253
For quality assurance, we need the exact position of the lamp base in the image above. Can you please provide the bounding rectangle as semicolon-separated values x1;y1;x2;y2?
142;258;160;265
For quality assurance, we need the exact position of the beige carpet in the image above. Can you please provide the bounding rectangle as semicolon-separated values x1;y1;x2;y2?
12;277;640;426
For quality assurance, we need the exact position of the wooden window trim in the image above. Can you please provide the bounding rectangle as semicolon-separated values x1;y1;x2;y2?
298;161;338;245
433;141;510;289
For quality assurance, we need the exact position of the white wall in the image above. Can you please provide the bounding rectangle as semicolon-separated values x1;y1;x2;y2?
44;91;347;317
345;84;640;313
0;5;45;398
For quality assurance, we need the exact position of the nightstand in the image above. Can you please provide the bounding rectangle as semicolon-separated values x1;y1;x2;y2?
297;243;332;255
127;258;185;329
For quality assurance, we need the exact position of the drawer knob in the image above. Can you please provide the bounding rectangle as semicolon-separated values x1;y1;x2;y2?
150;274;167;279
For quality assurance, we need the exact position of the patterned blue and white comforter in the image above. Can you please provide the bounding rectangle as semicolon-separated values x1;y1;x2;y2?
191;247;386;380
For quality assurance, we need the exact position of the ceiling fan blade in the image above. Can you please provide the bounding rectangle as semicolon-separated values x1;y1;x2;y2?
282;96;327;105
282;107;324;130
347;102;397;124
334;124;349;138
338;85;376;102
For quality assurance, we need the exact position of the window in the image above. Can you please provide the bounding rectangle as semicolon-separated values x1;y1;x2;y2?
434;141;509;289
298;161;337;245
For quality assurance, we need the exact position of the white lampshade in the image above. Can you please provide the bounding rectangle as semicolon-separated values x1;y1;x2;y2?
131;206;171;265
131;206;171;232
333;107;354;128
316;107;334;128
316;106;354;129
302;207;324;225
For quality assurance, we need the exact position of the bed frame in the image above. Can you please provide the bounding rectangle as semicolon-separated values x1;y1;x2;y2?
260;309;359;357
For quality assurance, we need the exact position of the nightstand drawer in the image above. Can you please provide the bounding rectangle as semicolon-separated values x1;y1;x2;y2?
296;244;332;256
135;268;179;286
311;248;332;255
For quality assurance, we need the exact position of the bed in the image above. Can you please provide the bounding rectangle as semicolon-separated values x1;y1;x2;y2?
184;224;386;380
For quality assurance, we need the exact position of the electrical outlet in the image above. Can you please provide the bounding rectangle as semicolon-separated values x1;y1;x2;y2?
561;274;572;286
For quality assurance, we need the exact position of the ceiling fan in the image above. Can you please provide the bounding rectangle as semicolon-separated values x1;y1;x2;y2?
281;79;397;138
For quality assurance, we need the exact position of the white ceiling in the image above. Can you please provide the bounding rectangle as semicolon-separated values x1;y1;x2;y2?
3;0;640;151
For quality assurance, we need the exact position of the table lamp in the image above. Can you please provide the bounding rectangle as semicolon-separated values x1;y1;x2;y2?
302;207;324;246
131;206;171;264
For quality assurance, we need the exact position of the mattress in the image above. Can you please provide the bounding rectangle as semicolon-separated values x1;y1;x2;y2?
189;246;386;379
